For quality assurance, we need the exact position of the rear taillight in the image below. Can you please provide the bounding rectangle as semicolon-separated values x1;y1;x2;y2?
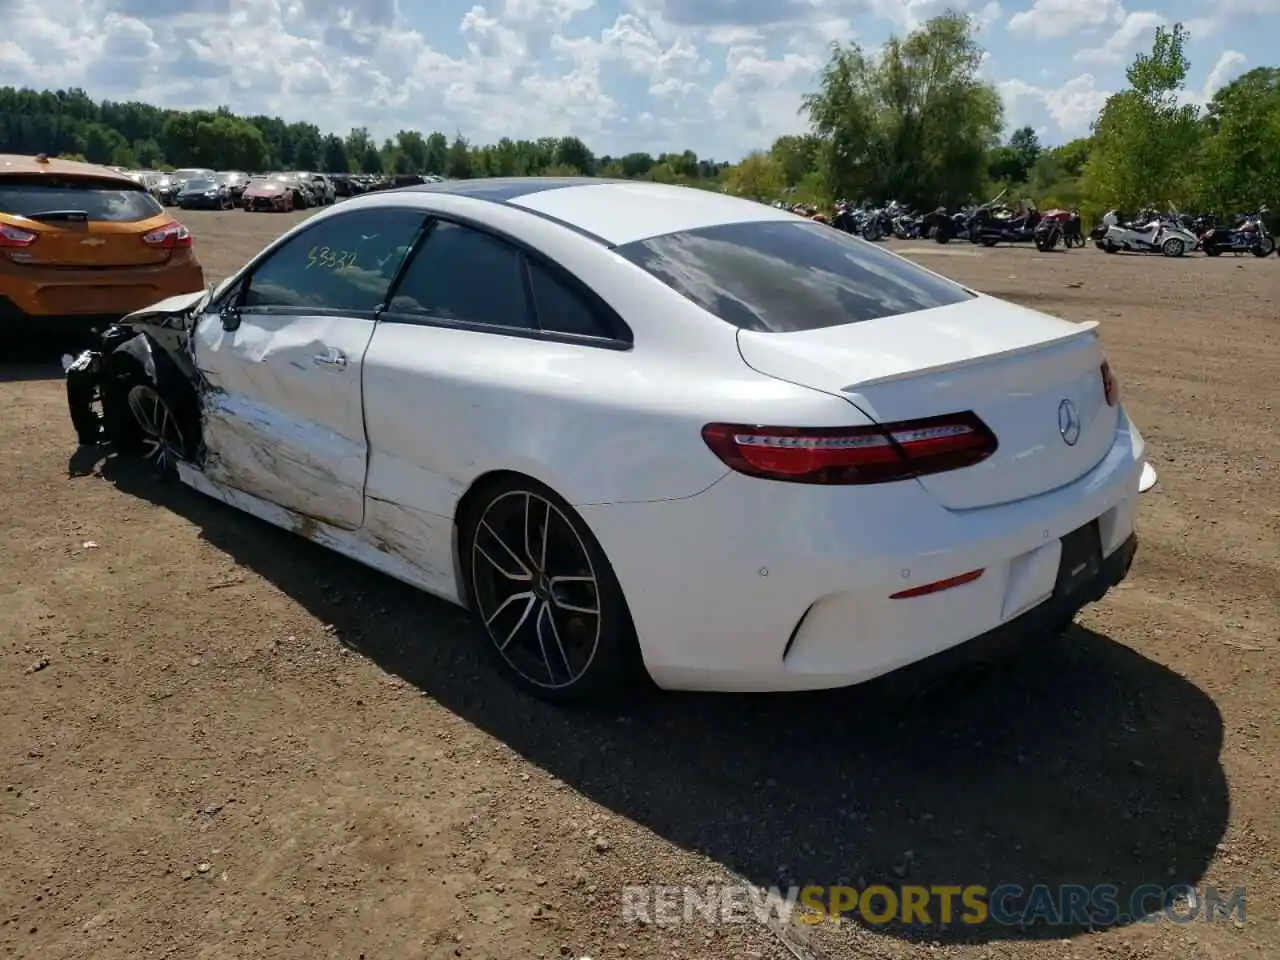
142;221;192;249
0;224;37;247
701;413;997;485
1101;359;1119;406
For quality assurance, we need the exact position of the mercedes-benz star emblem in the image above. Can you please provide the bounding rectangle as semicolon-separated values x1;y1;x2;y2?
1058;398;1081;446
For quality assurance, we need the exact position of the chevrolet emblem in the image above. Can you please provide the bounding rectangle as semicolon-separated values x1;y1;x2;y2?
79;237;106;246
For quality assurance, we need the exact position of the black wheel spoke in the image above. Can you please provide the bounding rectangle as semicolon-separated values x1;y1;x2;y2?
127;385;184;473
470;490;602;691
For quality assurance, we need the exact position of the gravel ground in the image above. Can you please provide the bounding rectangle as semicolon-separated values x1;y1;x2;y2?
1;208;1276;960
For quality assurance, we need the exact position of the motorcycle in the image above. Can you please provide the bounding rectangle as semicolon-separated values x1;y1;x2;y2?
967;190;1042;246
1200;207;1274;257
923;207;955;243
1034;208;1082;251
1093;209;1197;257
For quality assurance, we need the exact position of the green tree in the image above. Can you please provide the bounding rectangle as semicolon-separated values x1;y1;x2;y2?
769;134;822;187
447;135;472;178
801;12;1003;207
322;134;349;173
725;151;785;201
987;125;1041;182
1083;23;1201;212
1195;67;1280;212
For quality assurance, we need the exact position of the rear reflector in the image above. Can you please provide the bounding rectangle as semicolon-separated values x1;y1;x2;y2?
0;224;37;247
1101;358;1119;406
701;412;997;485
890;569;984;599
142;221;192;249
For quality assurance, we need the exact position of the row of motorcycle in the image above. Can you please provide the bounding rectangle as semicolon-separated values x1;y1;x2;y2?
791;190;1276;258
1092;207;1274;258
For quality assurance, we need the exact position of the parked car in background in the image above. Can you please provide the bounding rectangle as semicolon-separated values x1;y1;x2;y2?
152;173;180;205
300;172;335;205
177;177;234;210
270;172;314;208
241;176;293;212
0;153;203;335
171;168;216;186
216;171;250;203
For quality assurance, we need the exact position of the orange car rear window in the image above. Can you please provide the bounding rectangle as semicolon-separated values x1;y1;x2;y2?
0;175;164;223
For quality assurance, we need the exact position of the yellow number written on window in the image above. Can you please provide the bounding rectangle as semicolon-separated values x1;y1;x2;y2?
305;245;358;271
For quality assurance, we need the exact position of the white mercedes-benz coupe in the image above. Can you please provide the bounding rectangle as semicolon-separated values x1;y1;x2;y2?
65;177;1157;703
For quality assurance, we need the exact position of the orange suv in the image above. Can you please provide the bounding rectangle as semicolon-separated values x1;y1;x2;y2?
1;154;205;333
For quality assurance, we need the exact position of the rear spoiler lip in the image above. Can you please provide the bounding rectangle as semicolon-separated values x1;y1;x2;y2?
838;321;1100;392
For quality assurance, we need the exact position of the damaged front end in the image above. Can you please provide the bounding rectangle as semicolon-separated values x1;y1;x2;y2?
63;289;211;466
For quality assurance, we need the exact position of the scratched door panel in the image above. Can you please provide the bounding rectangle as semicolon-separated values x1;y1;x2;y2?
188;205;430;528
193;310;376;529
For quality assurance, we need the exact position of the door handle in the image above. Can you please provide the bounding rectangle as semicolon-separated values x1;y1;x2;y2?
313;347;347;369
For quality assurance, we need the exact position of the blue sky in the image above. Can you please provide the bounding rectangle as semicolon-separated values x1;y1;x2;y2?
0;0;1275;161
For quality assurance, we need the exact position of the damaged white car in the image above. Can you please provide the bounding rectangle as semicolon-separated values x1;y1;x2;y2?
65;177;1157;704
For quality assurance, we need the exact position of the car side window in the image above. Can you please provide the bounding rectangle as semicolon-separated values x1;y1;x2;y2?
527;260;613;339
387;221;534;329
242;208;425;313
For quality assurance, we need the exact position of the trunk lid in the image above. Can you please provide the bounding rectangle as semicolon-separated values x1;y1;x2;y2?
5;217;173;268
736;295;1117;510
0;173;174;268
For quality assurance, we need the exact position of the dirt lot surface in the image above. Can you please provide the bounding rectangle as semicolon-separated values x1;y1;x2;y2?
2;208;1277;960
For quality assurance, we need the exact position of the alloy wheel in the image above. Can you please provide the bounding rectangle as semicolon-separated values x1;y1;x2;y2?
126;384;185;474
470;490;602;691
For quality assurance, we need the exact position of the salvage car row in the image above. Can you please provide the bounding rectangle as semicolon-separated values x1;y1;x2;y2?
117;167;443;212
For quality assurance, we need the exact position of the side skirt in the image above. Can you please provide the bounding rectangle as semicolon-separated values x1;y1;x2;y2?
177;462;469;610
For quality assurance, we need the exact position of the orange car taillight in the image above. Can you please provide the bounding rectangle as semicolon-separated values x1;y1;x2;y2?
142;221;193;249
700;413;998;485
0;224;37;247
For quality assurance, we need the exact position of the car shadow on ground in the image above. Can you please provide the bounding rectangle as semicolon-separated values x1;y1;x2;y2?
0;334;88;383
97;455;1229;945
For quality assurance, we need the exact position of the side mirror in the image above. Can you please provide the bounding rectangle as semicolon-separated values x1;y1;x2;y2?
220;305;241;332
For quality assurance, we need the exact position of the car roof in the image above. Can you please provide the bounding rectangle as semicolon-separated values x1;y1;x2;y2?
396;177;796;247
0;153;138;184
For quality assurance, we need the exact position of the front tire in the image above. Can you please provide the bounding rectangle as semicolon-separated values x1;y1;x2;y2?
122;382;193;479
1252;237;1275;257
461;477;644;704
1162;237;1186;257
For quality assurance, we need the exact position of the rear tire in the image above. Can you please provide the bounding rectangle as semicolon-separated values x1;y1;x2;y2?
460;476;646;704
1162;237;1186;257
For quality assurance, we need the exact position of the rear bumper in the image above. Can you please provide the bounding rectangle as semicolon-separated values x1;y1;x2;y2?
878;532;1137;691
0;261;205;327
580;409;1149;692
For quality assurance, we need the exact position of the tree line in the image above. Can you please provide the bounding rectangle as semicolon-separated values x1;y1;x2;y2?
0;13;1275;220
0;87;725;188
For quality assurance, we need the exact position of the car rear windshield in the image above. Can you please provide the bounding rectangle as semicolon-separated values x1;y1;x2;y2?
0;175;164;223
614;219;975;332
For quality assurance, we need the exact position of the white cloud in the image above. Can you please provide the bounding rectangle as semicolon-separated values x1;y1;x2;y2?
1073;10;1164;65
1007;0;1124;39
998;73;1113;136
